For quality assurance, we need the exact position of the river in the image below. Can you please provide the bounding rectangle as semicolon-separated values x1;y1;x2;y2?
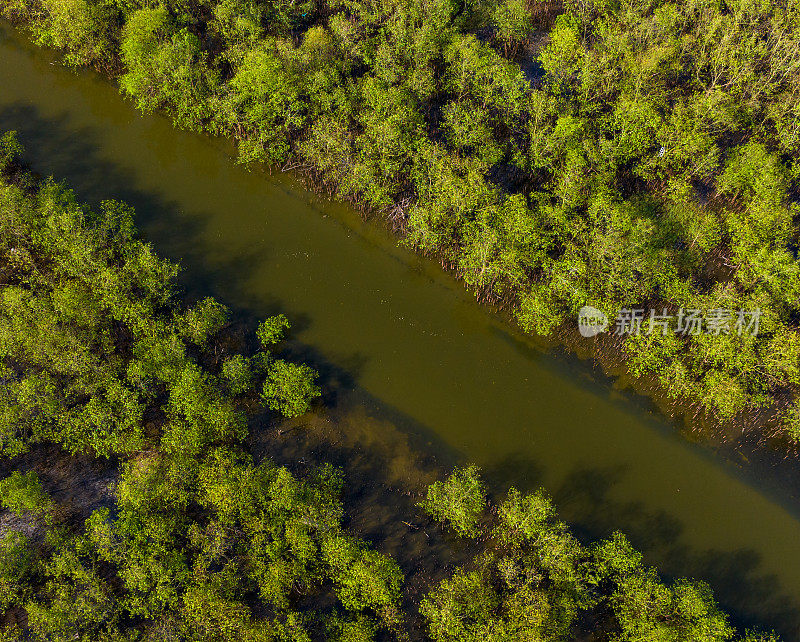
1;22;799;638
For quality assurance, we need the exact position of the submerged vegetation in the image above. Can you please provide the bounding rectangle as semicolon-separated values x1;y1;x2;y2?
2;0;800;440
0;133;781;640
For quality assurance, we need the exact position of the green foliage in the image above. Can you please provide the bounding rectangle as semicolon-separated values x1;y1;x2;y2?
442;100;502;166
326;615;377;642
421;484;586;642
594;532;735;641
0;471;52;519
213;45;305;164
4;0;800;627
321;535;403;618
784;401;800;444
0;532;35;613
62;438;401;639
221;353;254;394
420;568;503;641
0;131;23;172
195;448;347;612
176;297;228;346
419;466;486;537
25;543;125;642
261;359;321;418
257;313;291;347
420;486;749;642
31;0;120;68
8;0;800;432
493;486;556;546
120;8;217;128
539;13;584;87
161;364;247;455
0;139;326;465
0;174;179;456
210;0;264;61
492;0;532;55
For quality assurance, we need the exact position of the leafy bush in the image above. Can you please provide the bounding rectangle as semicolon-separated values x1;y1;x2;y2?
261;359;321;418
419;466;486;537
0;471;52;519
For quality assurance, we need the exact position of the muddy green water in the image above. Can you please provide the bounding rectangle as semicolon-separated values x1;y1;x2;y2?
2;22;800;637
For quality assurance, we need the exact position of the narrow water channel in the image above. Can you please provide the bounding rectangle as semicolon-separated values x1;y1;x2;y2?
2;22;799;638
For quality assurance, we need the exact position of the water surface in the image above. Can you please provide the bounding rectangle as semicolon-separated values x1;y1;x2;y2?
2;23;799;637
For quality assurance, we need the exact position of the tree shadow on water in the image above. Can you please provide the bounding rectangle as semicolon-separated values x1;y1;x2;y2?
0;104;272;312
0;102;479;637
0;103;466;450
554;463;800;639
481;453;545;496
4;101;800;639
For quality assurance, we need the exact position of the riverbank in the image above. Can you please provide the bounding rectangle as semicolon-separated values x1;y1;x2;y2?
2;0;799;446
2;132;784;640
3;22;800;636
